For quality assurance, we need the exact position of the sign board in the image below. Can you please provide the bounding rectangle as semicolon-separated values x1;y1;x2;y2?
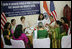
1;1;40;17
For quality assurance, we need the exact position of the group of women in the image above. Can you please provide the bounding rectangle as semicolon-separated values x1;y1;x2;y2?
2;13;71;48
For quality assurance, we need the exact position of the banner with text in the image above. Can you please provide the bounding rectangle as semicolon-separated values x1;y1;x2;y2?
1;1;40;17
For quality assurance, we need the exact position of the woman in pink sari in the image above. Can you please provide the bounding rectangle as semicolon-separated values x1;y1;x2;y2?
12;24;30;48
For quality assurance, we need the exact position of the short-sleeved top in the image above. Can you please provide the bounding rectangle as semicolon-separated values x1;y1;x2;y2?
37;30;48;39
52;27;62;40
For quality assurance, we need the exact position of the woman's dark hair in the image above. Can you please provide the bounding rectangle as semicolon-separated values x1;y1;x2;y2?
20;16;25;21
11;19;15;23
14;24;23;38
65;4;68;7
38;13;44;20
4;22;11;30
61;17;69;24
56;20;62;26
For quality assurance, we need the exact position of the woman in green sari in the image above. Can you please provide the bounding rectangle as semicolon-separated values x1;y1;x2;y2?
52;20;67;48
49;20;61;48
53;21;61;48
49;20;67;48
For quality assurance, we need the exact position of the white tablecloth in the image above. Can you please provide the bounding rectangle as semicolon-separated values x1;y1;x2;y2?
25;27;34;36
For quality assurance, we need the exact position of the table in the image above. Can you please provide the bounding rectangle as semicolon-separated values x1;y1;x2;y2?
25;27;34;44
25;26;50;45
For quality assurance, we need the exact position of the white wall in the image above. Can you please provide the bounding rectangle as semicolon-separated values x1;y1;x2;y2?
7;14;39;26
6;1;71;26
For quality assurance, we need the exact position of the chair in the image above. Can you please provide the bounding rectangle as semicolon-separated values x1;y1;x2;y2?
61;34;71;48
33;38;50;48
1;34;12;48
10;39;25;48
33;30;37;39
68;27;71;35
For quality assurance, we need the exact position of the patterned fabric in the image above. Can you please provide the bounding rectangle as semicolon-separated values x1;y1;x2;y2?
51;27;61;48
